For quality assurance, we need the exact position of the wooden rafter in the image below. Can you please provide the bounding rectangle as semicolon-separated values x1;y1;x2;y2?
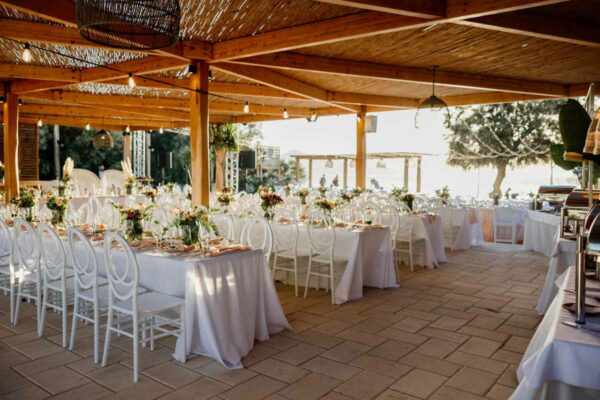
234;52;569;97
21;103;188;122
10;56;188;94
0;63;80;82
445;0;570;19
460;11;600;48
312;0;445;19
213;63;362;112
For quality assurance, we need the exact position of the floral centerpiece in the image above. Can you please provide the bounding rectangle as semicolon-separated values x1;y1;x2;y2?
390;187;415;210
165;182;176;193
314;197;342;218
121;158;136;195
57;157;74;196
46;195;68;226
142;188;157;203
318;185;327;196
260;190;284;220
174;207;219;246
435;186;451;206
217;187;234;207
257;186;271;196
113;204;153;241
11;187;39;221
295;188;309;205
283;185;292;197
341;191;355;202
0;160;4;182
352;187;367;197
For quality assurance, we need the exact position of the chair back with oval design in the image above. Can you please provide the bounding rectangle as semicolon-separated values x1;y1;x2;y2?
37;223;67;283
68;227;99;293
272;208;299;253
103;232;139;304
0;220;13;267
14;218;41;276
307;210;335;257
241;214;273;263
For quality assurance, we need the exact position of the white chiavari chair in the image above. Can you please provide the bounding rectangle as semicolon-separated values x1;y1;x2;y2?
13;218;43;330
38;223;71;346
395;218;420;273
304;210;348;304
0;220;16;323
68;227;109;363
240;214;273;266
102;232;186;382
377;205;400;250
271;208;302;296
212;213;236;241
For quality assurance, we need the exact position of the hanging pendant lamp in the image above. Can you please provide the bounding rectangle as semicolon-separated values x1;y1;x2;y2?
414;66;449;128
76;0;181;50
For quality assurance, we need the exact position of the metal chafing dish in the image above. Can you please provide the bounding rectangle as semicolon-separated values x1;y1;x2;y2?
560;191;600;239
534;185;575;211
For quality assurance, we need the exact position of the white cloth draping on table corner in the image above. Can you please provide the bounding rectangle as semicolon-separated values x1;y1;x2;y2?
535;239;576;315
523;211;560;257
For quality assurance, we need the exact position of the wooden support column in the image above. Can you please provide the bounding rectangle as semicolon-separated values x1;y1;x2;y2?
403;158;409;190
356;107;367;188
343;158;348;188
416;158;422;192
3;90;19;202
308;159;313;188
189;61;210;206
123;133;131;162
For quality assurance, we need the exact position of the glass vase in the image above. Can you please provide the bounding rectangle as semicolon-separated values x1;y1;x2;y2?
51;209;65;226
181;224;199;246
126;219;144;242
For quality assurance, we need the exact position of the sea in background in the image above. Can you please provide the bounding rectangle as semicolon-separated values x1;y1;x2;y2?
260;109;578;197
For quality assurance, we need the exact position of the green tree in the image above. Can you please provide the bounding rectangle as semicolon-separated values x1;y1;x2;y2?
444;100;561;196
240;159;304;193
38;126;124;180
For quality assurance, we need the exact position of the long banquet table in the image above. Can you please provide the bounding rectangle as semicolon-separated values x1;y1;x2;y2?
71;240;291;369
513;267;600;399
523;211;561;257
397;214;446;268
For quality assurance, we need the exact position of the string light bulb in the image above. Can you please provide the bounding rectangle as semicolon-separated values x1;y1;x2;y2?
283;108;289;119
159;126;164;133
243;101;249;114
310;112;317;122
85;123;91;131
128;73;136;88
37;117;43;127
22;43;32;63
125;125;131;133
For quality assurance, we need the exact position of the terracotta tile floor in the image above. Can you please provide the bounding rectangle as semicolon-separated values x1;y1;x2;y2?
0;244;547;399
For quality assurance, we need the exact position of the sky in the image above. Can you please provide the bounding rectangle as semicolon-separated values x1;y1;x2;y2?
257;108;578;198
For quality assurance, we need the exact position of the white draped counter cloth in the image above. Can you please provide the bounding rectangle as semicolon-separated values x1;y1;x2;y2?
291;226;398;304
535;239;576;315
71;243;291;369
434;207;482;251
398;214;447;268
523;211;560;257
513;267;600;400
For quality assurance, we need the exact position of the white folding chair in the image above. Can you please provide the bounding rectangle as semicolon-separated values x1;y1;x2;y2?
303;211;348;304
102;232;186;382
68;227;109;363
271;208;302;296
0;220;16;323
38;223;71;346
377;205;400;250
13;218;43;330
240;214;273;266
494;207;518;244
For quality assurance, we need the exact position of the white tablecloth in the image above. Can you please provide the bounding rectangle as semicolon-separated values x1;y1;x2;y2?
536;239;576;315
398;215;446;268
435;207;482;251
73;244;291;369
294;226;397;304
513;267;600;400
523;211;561;257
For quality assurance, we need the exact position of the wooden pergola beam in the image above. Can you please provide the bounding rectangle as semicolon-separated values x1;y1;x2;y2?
460;11;600;48
0;0;76;26
212;12;430;61
20;104;186;122
235;52;569;97
445;0;569;19
313;0;445;19
0;63;80;82
213;62;362;112
11;56;188;94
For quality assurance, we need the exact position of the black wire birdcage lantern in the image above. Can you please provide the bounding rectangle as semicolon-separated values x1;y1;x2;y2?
414;66;449;128
92;129;114;148
76;0;181;50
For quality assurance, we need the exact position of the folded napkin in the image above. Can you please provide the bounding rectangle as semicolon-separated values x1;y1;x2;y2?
207;245;252;257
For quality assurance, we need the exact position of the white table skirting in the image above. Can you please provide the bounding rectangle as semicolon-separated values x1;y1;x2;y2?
72;244;291;369
397;215;446;268
512;267;600;400
535;239;576;315
523;211;560;257
434;207;482;251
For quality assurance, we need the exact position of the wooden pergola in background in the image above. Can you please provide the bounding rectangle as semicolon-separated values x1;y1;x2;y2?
0;0;598;205
292;152;434;190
